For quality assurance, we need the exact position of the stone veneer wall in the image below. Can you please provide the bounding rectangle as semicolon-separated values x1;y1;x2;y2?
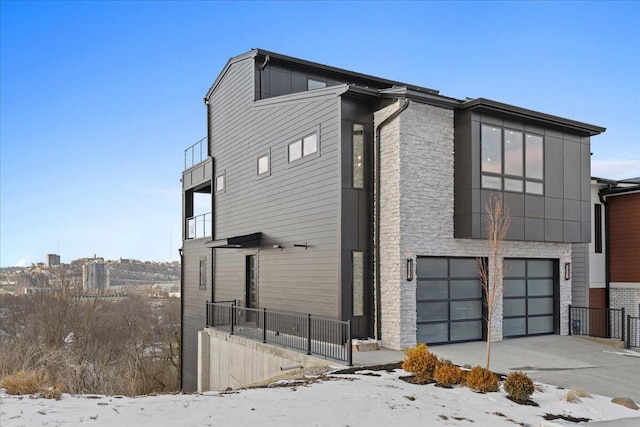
375;100;572;350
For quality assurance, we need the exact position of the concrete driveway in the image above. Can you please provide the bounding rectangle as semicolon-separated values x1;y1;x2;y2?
353;335;640;403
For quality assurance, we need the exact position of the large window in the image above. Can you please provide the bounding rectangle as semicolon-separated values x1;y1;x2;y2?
352;124;364;188
481;125;544;195
288;132;318;163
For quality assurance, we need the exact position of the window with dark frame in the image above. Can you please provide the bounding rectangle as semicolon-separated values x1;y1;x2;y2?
595;203;602;253
352;123;364;189
352;251;364;317
481;124;544;195
199;259;206;290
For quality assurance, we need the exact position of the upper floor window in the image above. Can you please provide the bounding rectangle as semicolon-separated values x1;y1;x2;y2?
257;153;270;176
353;123;364;189
308;78;327;90
481;125;544;195
288;132;318;163
215;173;225;193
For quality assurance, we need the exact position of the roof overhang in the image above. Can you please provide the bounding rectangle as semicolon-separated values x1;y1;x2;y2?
206;232;262;249
460;98;606;137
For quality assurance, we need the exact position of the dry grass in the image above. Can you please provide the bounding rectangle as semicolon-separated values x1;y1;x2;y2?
0;369;63;399
564;387;592;403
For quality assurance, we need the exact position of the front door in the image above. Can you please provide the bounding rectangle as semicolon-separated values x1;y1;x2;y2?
245;255;257;309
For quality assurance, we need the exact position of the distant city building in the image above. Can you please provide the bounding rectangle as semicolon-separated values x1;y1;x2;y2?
82;261;110;290
46;254;61;267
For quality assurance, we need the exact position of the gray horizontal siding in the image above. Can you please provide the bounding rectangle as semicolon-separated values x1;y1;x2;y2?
181;242;211;392
207;56;341;320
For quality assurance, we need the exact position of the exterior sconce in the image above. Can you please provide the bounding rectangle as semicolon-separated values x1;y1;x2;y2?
406;258;414;281
564;262;571;280
272;244;283;250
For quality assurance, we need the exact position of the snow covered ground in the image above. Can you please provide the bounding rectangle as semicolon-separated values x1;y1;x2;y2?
1;368;638;426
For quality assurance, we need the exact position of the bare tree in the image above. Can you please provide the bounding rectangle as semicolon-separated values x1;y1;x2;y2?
477;195;511;370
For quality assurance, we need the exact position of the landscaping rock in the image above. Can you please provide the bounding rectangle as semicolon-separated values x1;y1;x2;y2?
611;397;639;410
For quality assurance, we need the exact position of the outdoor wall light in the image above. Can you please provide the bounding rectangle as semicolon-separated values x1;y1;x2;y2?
564;262;571;280
272;244;283;250
406;258;414;281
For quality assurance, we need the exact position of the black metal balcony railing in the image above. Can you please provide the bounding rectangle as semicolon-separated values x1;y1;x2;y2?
568;305;625;341
206;301;352;366
187;213;211;239
184;137;207;170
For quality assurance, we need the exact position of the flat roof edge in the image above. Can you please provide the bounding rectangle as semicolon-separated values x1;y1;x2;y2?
460;98;606;136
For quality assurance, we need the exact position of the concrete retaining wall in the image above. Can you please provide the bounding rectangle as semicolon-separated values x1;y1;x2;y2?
197;328;333;392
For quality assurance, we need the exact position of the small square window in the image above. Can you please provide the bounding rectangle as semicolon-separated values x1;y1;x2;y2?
215;174;225;192
257;154;269;175
289;140;302;162
303;134;317;156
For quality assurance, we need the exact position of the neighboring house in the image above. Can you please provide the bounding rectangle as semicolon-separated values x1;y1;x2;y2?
573;178;640;315
180;49;605;391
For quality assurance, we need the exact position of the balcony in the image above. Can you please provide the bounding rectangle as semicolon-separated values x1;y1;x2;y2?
187;212;211;239
184;137;207;170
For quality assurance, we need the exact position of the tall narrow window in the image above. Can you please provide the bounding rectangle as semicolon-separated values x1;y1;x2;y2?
525;134;543;180
199;259;206;290
352;251;364;316
504;130;523;176
353;123;364;188
595;204;602;253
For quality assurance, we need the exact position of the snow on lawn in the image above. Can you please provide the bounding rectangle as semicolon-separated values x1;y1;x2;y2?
1;368;638;427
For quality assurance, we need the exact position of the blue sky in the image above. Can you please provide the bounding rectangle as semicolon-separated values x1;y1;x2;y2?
1;1;639;267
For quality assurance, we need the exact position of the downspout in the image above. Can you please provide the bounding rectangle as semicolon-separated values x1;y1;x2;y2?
374;98;409;341
599;188;611;310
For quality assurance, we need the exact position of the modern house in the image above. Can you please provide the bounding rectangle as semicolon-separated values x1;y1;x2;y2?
180;49;605;391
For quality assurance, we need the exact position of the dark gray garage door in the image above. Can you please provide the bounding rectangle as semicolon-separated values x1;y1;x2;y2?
416;257;483;344
503;259;558;337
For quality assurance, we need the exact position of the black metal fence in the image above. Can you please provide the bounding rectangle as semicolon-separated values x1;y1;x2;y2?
627;316;640;349
205;301;352;365
568;305;625;341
